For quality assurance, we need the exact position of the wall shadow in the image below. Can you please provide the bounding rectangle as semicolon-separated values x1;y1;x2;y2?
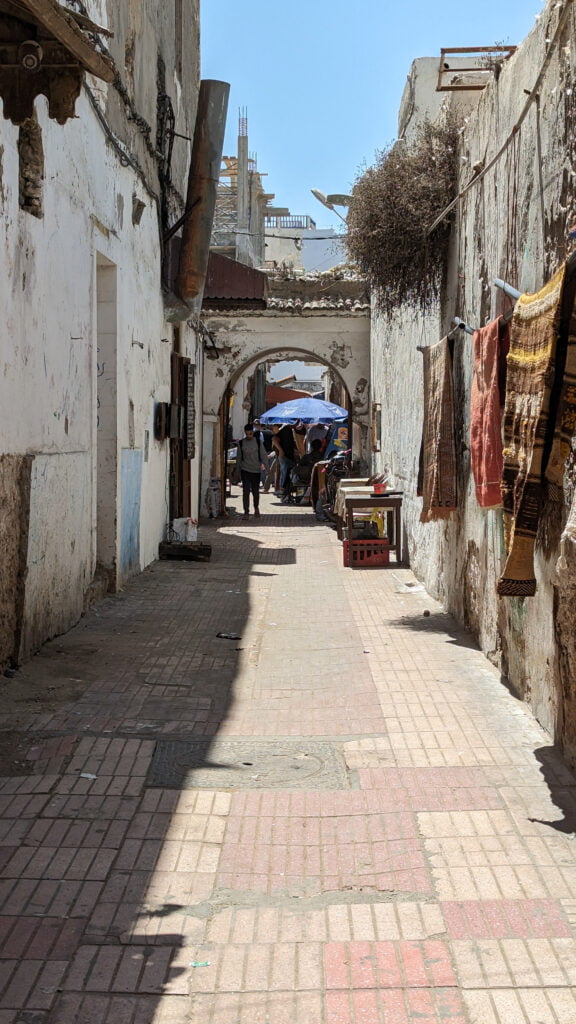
528;745;576;834
0;517;297;1021
385;610;479;650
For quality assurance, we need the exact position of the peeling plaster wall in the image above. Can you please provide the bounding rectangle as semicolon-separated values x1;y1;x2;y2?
95;0;199;215
0;1;201;663
370;3;576;761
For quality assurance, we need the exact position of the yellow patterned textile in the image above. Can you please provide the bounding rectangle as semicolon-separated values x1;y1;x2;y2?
498;255;576;596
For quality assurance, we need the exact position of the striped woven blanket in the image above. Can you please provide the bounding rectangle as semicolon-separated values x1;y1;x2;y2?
419;337;458;523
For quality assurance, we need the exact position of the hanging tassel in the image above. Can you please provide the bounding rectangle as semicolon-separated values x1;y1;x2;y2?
557;537;568;572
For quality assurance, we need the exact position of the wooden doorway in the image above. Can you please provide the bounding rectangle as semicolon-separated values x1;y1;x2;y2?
169;329;194;518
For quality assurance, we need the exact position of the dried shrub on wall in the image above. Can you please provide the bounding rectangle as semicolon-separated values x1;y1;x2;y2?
346;116;460;316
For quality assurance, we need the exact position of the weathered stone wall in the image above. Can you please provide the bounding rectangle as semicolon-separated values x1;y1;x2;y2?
370;1;576;762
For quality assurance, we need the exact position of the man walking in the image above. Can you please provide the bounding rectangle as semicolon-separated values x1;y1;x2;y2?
237;423;267;521
253;418;274;492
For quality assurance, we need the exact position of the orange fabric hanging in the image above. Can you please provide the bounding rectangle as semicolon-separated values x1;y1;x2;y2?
470;316;509;508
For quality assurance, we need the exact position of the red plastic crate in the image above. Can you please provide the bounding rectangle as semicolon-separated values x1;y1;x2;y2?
343;539;390;568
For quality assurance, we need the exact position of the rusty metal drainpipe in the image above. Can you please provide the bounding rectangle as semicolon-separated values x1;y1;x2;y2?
175;80;230;306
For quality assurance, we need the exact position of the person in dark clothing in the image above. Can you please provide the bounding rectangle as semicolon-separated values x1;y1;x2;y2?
252;418;273;454
253;418;275;492
237;423;267;520
291;438;324;487
276;424;296;501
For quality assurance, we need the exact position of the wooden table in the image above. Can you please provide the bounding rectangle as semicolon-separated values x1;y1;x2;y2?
334;486;374;519
337;478;372;489
334;487;374;536
344;492;404;564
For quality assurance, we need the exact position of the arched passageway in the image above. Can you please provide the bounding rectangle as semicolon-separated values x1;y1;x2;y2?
200;310;370;513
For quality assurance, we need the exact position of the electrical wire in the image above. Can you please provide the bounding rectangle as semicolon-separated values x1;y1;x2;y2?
83;84;159;204
266;233;347;241
427;0;575;236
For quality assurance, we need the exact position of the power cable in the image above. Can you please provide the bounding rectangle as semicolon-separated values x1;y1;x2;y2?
427;0;575;235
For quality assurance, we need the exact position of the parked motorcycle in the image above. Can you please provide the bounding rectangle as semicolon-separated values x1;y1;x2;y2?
316;449;352;521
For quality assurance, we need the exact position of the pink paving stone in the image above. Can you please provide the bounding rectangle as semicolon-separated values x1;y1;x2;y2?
406;987;467;1023
348;942;376;989
422;941;457;987
0;917;36;958
398;942;429;987
325;941;456;992
324;943;351;989
0;962;16;999
352;988;380;1024
378;990;410;1024
1;960;43;1007
441;899;573;938
326;990;353;1024
373;943;403;988
480;900;518;938
28;961;68;1009
449;901;489;939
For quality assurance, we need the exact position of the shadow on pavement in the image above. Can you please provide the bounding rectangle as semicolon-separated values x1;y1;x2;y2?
0;518;297;1021
529;745;576;834
385;610;479;650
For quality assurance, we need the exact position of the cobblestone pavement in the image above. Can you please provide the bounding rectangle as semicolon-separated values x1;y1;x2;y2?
2;493;576;1022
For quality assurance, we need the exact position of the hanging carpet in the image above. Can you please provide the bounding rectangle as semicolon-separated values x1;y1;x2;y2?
419;337;458;523
497;253;576;596
470;316;510;508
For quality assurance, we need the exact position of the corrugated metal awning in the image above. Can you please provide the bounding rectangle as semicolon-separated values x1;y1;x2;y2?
202;252;268;310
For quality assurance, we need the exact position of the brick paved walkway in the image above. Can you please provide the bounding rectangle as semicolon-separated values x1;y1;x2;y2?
2;493;576;1022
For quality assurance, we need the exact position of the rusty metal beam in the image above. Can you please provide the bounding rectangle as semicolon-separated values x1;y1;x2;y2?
437;45;517;93
14;0;114;80
176;79;230;305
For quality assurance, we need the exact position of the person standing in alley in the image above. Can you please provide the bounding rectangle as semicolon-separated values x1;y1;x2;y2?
274;423;297;503
237;423;267;520
253;417;274;492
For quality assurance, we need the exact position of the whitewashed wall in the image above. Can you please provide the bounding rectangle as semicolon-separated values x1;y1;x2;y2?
0;0;201;662
370;2;576;760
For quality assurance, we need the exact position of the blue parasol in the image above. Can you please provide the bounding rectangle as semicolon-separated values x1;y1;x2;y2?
259;396;348;424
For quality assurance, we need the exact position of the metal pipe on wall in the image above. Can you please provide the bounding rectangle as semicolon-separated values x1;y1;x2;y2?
176;79;230;306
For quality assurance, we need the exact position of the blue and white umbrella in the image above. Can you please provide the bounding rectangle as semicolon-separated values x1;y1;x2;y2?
259;396;348;424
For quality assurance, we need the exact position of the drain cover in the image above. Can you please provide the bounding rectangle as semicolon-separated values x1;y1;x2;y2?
147;739;349;790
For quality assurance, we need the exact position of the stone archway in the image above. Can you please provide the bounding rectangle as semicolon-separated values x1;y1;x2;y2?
200;309;370;513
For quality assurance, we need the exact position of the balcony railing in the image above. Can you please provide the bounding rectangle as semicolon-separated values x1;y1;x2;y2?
265;215;317;229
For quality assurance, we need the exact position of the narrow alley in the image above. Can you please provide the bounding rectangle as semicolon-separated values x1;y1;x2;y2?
1;500;575;1023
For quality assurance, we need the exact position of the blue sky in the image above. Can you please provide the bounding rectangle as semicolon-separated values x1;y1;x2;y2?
202;1;543;229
